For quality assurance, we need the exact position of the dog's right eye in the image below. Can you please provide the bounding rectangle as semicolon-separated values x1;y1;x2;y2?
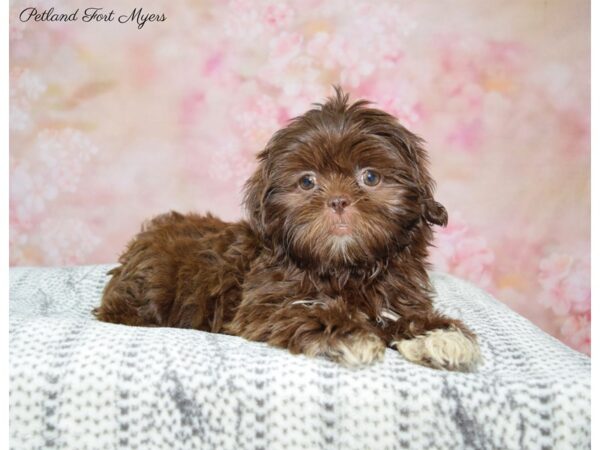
299;174;316;190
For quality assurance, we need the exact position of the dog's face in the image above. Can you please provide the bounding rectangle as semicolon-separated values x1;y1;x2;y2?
245;89;447;270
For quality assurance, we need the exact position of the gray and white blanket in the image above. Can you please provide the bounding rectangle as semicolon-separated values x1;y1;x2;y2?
9;265;590;449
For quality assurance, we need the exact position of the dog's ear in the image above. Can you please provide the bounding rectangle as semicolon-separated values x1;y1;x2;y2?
243;149;271;237
422;198;448;227
355;102;448;228
406;136;448;227
382;122;448;227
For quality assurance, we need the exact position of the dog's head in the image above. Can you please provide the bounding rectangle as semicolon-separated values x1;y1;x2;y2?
244;88;447;270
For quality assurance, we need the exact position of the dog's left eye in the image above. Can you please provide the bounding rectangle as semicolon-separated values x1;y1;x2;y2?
299;174;316;190
362;169;381;187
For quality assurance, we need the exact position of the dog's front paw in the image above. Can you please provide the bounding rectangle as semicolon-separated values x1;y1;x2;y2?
392;327;481;371
318;330;386;368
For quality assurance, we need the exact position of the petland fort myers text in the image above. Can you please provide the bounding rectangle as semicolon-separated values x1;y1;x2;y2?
19;7;166;29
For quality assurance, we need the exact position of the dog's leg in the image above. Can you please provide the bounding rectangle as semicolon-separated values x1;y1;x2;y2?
226;297;386;368
384;312;481;371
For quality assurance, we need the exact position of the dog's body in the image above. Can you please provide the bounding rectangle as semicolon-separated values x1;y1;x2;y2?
95;89;481;370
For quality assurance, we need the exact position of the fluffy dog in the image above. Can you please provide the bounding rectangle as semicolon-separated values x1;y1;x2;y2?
94;88;481;370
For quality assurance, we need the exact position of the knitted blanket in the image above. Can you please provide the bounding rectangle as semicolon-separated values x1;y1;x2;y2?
9;265;590;449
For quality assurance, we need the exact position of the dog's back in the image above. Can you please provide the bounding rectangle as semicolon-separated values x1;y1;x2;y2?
94;211;260;331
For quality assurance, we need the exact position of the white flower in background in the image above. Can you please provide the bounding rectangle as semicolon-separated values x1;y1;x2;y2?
11;128;98;223
35;218;101;266
16;69;46;101
222;0;265;41
305;32;336;69
9;104;31;131
231;94;281;146
36;128;98;193
263;2;295;30
10;161;58;221
209;151;255;191
266;31;304;70
209;152;236;183
10;70;46;132
221;0;295;42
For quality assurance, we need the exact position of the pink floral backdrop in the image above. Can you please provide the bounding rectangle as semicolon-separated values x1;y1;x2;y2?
9;0;590;354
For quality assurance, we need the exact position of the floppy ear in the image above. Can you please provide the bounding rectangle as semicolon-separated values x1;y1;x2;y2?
243;149;271;237
388;125;448;227
409;139;448;227
359;103;448;228
422;198;448;227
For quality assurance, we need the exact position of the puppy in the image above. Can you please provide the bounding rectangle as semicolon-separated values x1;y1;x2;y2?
94;88;481;370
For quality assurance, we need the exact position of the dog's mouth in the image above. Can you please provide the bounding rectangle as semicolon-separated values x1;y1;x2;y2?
322;207;355;237
330;222;351;236
329;216;353;236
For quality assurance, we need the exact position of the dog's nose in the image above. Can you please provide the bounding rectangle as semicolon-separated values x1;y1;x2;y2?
328;196;350;214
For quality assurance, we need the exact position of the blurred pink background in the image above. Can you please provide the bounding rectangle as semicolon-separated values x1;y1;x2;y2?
9;0;590;354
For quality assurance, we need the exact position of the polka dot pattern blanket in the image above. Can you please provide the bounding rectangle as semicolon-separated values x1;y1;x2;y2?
9;265;590;449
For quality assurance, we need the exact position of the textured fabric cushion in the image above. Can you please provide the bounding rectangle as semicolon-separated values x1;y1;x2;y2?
9;265;590;449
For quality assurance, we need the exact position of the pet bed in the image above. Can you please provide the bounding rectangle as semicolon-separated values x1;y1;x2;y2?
9;265;590;449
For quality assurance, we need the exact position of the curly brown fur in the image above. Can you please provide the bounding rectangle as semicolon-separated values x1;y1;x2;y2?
95;88;481;370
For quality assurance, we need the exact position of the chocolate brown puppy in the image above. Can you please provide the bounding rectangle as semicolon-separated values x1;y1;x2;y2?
95;88;481;370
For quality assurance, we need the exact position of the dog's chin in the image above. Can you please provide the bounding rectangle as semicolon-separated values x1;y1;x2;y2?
326;232;354;249
314;230;371;268
283;212;395;268
323;216;357;259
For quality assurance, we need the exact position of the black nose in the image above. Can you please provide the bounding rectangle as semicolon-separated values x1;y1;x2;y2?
328;196;350;214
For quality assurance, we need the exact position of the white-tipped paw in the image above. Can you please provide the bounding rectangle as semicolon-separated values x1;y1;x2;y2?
392;327;481;371
318;331;386;368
